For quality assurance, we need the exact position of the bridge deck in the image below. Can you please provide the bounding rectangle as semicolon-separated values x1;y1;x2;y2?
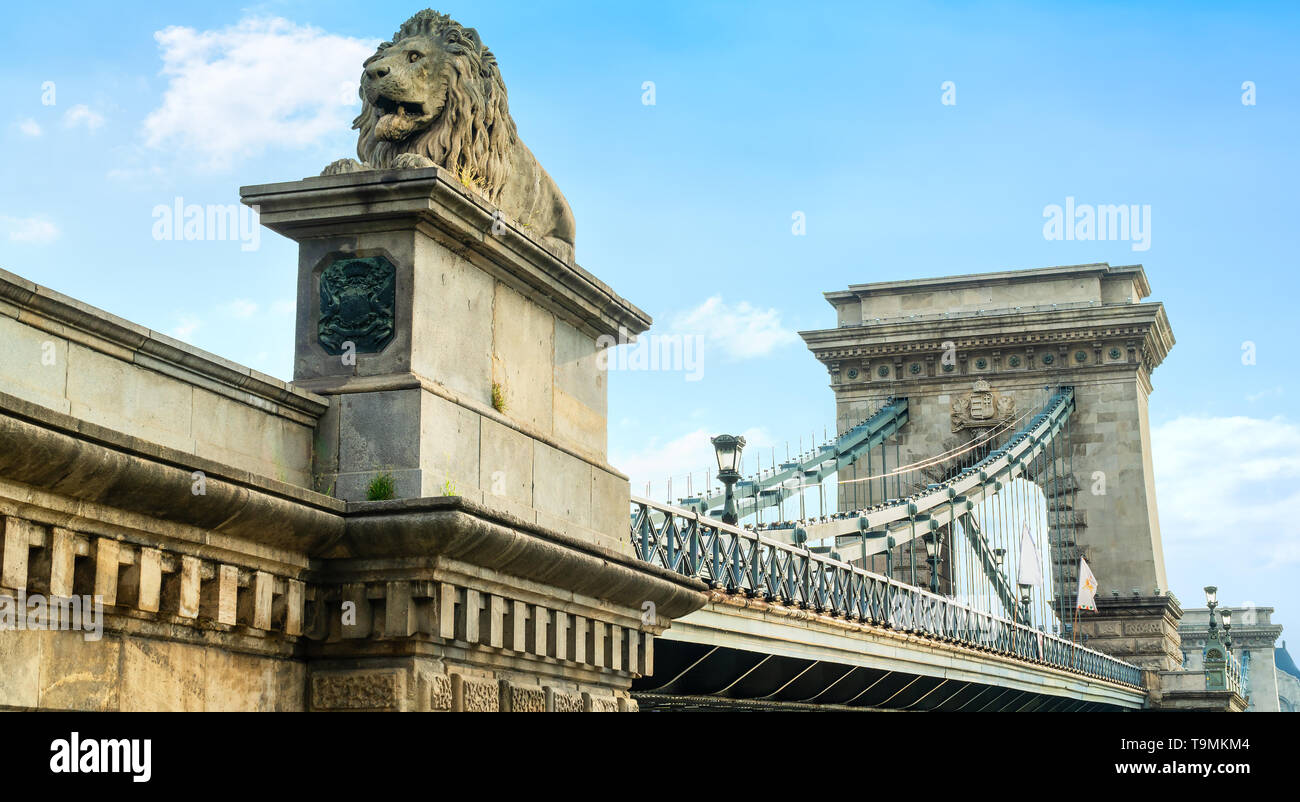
634;594;1146;711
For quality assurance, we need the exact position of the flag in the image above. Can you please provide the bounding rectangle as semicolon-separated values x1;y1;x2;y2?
1076;557;1098;611
1016;523;1042;588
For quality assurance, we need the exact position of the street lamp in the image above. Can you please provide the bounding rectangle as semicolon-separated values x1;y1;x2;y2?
1204;585;1219;634
710;434;746;525
923;532;941;593
1221;608;1233;654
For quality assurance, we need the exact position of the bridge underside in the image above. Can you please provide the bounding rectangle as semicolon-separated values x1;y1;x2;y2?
633;603;1146;712
635;644;1118;711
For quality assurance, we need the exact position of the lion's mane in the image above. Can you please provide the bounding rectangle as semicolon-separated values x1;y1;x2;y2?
354;10;517;201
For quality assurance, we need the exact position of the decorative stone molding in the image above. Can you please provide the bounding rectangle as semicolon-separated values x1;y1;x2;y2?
1076;594;1184;676
453;674;499;712
311;670;405;710
500;681;546;712
304;575;657;677
950;379;1015;433
317;255;397;355
1;513;307;642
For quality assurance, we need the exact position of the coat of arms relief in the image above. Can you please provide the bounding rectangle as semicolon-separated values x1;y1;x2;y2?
951;379;1016;433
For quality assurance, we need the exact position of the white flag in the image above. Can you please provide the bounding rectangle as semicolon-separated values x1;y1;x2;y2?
1076;557;1098;611
1016;523;1042;588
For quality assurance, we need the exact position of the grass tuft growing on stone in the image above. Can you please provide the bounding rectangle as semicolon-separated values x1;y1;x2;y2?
366;471;396;501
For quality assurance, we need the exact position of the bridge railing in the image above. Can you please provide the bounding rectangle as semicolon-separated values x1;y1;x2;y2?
631;495;1144;689
1226;654;1243;697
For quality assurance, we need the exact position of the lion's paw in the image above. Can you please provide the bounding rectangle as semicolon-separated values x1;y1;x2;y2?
321;158;367;176
392;153;436;171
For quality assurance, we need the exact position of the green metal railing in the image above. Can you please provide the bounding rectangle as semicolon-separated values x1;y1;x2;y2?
630;495;1144;688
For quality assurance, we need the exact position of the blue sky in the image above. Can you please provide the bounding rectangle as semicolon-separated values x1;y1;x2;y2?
2;1;1297;639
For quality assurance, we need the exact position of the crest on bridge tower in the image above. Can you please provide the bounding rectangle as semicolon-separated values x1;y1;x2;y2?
951;379;1015;433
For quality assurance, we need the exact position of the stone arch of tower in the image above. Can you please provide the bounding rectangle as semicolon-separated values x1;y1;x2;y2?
801;263;1175;624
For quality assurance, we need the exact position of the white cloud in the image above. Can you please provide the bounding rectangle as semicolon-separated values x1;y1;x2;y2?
170;315;202;341
670;296;799;360
17;118;41;137
270;298;296;316
64;104;105;130
142;16;377;169
220;298;259;318
2;216;59;243
1153;415;1300;567
1245;386;1283;403
612;425;774;497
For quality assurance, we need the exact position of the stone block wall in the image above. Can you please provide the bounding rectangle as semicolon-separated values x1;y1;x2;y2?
0;268;324;488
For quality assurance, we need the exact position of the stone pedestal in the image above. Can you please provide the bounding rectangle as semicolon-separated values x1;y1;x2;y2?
1151;670;1248;712
237;166;708;710
242;167;649;555
1076;594;1184;682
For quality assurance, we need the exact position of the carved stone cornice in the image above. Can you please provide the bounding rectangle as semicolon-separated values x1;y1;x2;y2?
801;302;1174;375
242;168;652;341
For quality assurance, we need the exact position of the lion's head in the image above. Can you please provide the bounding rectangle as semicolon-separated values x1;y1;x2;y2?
354;10;517;200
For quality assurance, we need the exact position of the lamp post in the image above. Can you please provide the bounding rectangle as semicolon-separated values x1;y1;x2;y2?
1014;583;1033;656
923;532;941;594
710;434;746;525
1202;585;1232;691
1018;583;1034;624
992;548;1006;614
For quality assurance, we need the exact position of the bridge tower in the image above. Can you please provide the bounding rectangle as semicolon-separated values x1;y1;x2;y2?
801;263;1181;673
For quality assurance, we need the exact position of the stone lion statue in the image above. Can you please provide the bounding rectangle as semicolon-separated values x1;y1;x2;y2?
323;10;576;263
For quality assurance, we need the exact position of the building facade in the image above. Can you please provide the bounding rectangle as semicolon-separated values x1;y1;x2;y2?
1179;606;1289;712
1276;641;1300;712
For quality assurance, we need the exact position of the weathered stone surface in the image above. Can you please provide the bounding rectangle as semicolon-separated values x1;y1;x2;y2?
121;637;205;712
427;673;453;711
0;630;41;708
0;314;69;413
200;564;239;625
547;687;584;712
493;282;554;434
311;670;404;711
584;692;618;712
500;681;546;712
204;650;275;711
1;516;36;591
38;630;120;711
452;674;499;712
